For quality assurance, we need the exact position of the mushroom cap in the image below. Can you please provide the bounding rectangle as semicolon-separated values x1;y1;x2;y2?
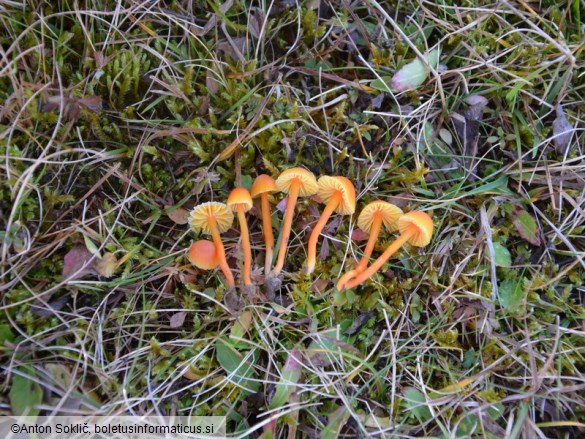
188;240;220;269
397;211;434;247
250;174;278;198
276;167;318;197
189;202;234;234
358;201;403;233
227;187;253;212
317;176;356;215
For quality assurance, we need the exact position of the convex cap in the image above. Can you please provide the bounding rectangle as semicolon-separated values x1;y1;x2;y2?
227;187;253;212
188;240;219;269
276;167;318;196
397;211;434;247
317;176;356;215
251;175;278;198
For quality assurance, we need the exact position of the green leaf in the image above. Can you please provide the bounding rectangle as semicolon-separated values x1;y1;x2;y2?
83;235;100;256
370;76;393;92
490;242;512;267
269;347;303;410
403;387;432;422
241;175;253;191
511;208;541;246
9;365;43;417
0;324;15;346
499;278;524;313
322;405;351;439
391;49;440;92
215;338;259;395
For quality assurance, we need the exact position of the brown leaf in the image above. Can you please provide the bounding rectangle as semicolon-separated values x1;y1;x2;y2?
166;206;189;225
62;245;94;279
78;95;103;113
351;228;369;241
319;236;330;260
552;106;573;155
311;278;329;295
205;70;219;95
169;311;187;328
94;253;117;277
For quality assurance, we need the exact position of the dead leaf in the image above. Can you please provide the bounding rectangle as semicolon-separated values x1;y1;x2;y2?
351;228;370;241
311;279;329;295
319;236;330;260
94;253;117;277
276;196;288;213
206;70;219;95
62;245;94;279
170;311;187;328
248;8;265;39
166;206;189;224
552;106;573;155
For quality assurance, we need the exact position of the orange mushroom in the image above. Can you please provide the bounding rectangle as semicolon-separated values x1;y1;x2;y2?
250;175;279;274
306;176;356;274
189;202;235;286
342;211;434;290
272;167;318;275
188;240;220;270
336;201;403;290
227;187;254;286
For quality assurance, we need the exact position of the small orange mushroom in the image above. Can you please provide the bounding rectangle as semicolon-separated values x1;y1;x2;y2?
251;175;279;274
189;202;235;286
272;167;318;275
227;187;254;286
188;240;220;270
342;211;434;290
306;176;356;274
336;201;403;290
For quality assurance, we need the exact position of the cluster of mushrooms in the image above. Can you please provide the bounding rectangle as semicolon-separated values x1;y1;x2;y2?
187;167;434;293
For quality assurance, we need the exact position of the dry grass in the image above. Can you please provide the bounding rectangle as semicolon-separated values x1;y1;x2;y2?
1;0;584;437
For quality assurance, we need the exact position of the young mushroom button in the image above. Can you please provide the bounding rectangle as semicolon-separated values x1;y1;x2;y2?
306;176;356;274
342;211;434;290
272;167;318;275
336;201;403;290
189;202;236;287
227;187;254;286
250;175;279;274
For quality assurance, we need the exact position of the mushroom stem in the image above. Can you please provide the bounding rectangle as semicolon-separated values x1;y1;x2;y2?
261;194;275;274
209;219;236;286
306;191;342;274
336;213;384;289
343;225;416;290
273;179;301;274
236;208;253;285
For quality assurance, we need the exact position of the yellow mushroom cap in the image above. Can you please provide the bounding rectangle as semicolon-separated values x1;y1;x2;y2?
317;176;356;215
227;187;253;212
397;211;434;247
189;202;234;234
276;167;318;197
250;174;278;198
358;201;403;233
188;240;220;269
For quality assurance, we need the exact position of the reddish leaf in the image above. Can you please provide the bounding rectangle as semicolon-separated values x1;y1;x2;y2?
351;228;370;241
62;245;94;279
169;312;187;328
